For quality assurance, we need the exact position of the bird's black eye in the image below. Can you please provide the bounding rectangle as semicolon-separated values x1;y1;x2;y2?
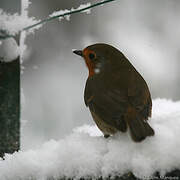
89;53;95;60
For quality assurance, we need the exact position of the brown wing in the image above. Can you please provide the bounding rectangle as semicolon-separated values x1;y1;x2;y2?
127;68;152;120
126;68;154;141
84;67;152;132
84;76;128;132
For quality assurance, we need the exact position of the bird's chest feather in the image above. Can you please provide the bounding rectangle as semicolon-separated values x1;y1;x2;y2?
84;69;130;107
90;69;129;93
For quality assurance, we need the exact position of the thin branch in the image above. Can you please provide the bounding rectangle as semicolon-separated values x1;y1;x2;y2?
24;0;116;31
1;0;117;40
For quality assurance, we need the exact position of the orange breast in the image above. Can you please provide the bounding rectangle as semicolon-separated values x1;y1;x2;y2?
83;48;95;77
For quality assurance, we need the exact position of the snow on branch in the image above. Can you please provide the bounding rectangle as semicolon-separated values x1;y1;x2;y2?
0;99;180;180
23;0;116;32
0;0;116;39
0;9;41;37
0;0;116;62
49;3;92;21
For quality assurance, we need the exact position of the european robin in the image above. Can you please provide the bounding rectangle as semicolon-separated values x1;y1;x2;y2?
73;43;155;142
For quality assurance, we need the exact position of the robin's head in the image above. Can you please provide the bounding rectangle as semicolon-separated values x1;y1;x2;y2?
73;43;126;77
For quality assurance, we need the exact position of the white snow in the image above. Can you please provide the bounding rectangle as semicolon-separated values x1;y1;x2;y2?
0;2;91;63
50;9;71;21
20;0;30;63
0;98;180;179
21;0;31;16
0;9;41;36
0;38;20;62
78;3;91;14
49;3;91;22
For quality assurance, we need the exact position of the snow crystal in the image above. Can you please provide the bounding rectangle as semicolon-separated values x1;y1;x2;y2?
0;38;20;62
78;3;91;14
20;0;30;63
73;124;102;137
49;3;91;22
21;0;31;16
50;9;71;21
0;99;180;179
0;9;41;36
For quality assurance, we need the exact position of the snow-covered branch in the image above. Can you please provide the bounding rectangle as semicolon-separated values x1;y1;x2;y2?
0;0;116;40
0;0;116;62
0;99;180;180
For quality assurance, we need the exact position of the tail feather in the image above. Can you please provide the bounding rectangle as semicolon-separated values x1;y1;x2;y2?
125;107;155;142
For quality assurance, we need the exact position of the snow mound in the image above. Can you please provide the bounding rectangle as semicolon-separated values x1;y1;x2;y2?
0;38;19;62
0;99;180;180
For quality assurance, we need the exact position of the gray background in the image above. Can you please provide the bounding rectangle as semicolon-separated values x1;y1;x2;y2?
1;0;180;150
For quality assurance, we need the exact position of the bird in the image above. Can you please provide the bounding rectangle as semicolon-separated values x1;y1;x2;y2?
73;43;155;142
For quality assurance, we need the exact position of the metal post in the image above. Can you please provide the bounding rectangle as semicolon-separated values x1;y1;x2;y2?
0;40;20;158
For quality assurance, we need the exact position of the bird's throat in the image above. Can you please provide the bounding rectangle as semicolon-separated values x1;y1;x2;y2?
85;59;95;77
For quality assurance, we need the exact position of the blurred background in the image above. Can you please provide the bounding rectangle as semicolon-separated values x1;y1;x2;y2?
1;0;180;150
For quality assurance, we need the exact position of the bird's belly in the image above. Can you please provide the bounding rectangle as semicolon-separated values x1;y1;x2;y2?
90;110;118;135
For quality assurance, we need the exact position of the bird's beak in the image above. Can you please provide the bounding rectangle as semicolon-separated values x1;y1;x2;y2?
73;50;83;57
